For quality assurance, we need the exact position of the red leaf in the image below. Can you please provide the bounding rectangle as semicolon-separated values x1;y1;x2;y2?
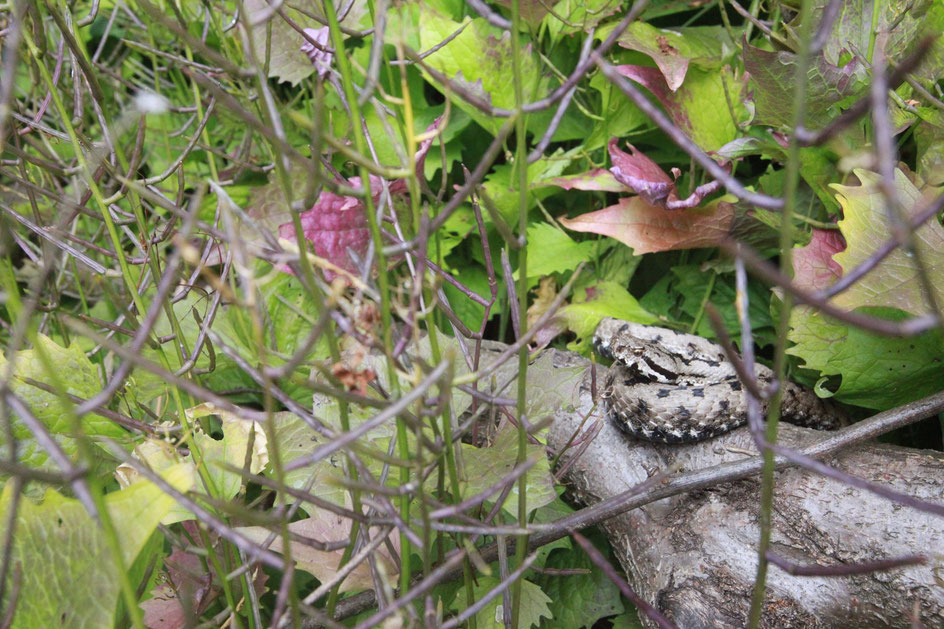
614;65;691;135
552;139;721;210
278;180;371;280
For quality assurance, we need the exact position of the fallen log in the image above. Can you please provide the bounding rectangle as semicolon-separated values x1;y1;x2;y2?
547;352;944;628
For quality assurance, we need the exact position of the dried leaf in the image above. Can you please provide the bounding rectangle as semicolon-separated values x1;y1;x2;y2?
331;363;377;396
237;511;399;592
527;277;567;347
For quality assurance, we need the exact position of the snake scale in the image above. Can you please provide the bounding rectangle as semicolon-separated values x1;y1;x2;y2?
593;318;846;443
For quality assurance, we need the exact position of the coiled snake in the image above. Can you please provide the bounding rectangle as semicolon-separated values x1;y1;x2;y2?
593;318;846;443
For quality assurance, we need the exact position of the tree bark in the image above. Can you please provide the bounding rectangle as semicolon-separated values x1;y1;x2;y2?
547;357;944;628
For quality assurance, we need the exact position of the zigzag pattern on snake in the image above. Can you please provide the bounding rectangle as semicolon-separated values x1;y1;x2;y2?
593;318;846;443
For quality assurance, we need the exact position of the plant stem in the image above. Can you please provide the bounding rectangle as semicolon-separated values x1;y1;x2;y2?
321;0;412;601
510;1;531;626
747;0;814;625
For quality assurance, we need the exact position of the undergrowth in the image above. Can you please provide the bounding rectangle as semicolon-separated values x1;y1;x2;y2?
0;0;943;627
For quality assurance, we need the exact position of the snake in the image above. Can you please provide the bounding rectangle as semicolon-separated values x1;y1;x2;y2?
593;318;846;443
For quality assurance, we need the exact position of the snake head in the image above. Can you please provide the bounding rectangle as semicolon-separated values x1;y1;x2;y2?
594;318;680;384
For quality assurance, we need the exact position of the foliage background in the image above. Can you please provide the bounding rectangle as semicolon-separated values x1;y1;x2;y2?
0;0;943;627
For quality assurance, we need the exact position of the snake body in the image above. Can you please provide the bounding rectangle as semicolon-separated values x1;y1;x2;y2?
593;318;845;443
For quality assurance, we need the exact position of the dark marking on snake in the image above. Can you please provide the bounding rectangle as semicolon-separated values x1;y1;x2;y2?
641;356;676;381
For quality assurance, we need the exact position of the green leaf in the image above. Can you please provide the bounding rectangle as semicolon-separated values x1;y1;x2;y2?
672;265;776;346
558;281;658;353
830;169;944;315
418;11;547;135
430;205;476;264
523;222;596;280
638;265;777;347
544;0;623;41
131;290;227;410
267;406;386;509
441;262;496;332
610;611;647;628
481;152;574;224
207;267;332;402
527;499;574;569
606;22;737;90
614;65;745;152
471;577;553;628
244;0;368;85
586;71;649;152
797;146;842;214
533;546;624;628
743;42;868;130
0;464;195;628
638;273;680;319
596;243;641;287
797;0;931;70
913;106;944;185
0;335;124;474
459;426;557;516
787;306;944;409
186;404;269;501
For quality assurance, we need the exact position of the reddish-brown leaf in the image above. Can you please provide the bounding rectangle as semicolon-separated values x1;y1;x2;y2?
792;228;845;292
559;196;735;254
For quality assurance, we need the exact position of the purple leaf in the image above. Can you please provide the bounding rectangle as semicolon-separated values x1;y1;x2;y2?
278;116;443;280
607;138;676;206
608;139;722;210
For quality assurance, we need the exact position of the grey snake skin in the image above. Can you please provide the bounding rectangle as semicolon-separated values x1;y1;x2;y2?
593;318;846;443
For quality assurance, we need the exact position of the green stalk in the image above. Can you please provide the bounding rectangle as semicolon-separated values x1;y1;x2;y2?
53;1;195;382
395;44;477;609
866;0;882;65
746;0;814;625
510;1;530;626
743;0;762;42
320;0;412;600
0;257;22;327
398;56;435;581
688;271;716;334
